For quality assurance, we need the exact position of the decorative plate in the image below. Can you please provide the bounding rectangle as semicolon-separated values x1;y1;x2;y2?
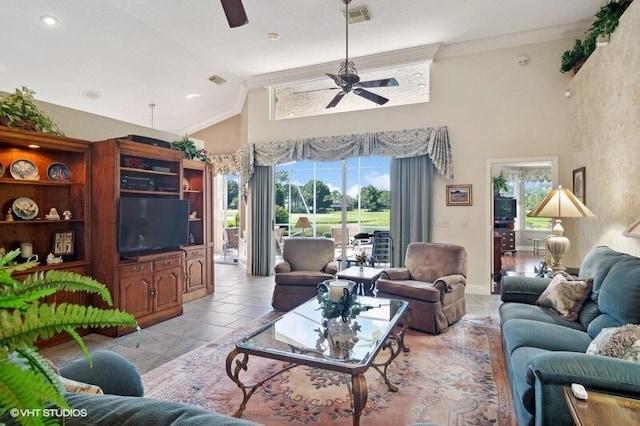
12;197;39;220
47;162;71;181
10;159;39;180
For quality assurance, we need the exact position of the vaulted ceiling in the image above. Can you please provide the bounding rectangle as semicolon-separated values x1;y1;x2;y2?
2;0;603;134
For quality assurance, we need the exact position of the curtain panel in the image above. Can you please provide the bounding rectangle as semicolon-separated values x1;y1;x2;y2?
391;155;433;265
249;165;274;276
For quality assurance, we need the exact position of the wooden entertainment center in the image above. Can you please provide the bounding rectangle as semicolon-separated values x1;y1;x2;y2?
1;128;215;340
91;138;214;336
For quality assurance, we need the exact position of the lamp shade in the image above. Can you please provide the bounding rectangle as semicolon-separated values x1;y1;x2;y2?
295;216;311;229
528;185;595;218
623;218;640;238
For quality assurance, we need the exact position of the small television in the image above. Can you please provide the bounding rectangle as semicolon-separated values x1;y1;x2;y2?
494;197;516;219
118;197;189;255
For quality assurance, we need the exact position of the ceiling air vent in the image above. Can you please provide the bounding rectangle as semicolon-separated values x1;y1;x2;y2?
208;75;227;85
346;5;371;24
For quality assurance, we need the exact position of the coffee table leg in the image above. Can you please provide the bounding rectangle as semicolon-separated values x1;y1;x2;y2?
371;309;410;391
225;348;297;417
351;373;368;426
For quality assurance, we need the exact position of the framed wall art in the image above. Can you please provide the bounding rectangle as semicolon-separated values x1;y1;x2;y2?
446;184;472;206
573;167;586;204
52;231;75;256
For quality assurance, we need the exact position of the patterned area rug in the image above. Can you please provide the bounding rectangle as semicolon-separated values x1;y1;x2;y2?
142;314;516;425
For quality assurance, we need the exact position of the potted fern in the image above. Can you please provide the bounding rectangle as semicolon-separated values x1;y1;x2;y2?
0;249;137;426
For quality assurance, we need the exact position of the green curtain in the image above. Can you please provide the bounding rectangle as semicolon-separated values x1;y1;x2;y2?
390;155;433;266
249;165;274;276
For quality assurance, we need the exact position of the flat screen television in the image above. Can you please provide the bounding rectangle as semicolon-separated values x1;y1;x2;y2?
118;197;189;256
494;197;516;219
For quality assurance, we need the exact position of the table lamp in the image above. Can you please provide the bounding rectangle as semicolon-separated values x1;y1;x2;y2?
528;185;595;272
295;216;312;237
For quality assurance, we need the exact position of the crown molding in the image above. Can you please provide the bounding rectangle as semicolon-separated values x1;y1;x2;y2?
436;20;591;59
180;83;247;135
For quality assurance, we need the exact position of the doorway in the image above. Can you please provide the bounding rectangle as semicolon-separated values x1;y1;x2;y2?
487;157;558;294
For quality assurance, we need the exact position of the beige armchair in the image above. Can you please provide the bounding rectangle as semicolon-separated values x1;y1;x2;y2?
376;242;467;334
272;237;338;311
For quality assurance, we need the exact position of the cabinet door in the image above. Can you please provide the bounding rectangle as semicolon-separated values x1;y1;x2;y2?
121;274;154;318
154;267;182;312
186;257;205;292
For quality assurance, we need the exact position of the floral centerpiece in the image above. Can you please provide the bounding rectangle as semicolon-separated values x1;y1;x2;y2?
355;252;368;271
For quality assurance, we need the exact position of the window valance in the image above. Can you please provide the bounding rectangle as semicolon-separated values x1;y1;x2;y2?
209;152;243;176
501;167;551;183
240;126;452;183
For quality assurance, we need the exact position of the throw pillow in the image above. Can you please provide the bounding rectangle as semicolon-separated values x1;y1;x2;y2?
586;324;640;359
536;272;593;321
586;327;616;355
59;376;104;395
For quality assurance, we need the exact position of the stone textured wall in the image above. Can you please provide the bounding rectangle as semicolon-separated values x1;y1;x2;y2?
568;0;640;265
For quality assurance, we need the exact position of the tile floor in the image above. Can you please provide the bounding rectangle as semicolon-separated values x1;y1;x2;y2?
41;263;502;375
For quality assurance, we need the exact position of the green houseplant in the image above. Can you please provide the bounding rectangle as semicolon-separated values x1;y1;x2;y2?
492;173;509;196
560;0;634;74
171;135;211;163
0;249;137;426
0;87;63;135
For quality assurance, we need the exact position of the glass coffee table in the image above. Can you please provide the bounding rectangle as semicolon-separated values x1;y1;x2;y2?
226;295;409;426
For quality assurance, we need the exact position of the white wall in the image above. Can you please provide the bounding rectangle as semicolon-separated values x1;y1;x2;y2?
0;91;177;142
246;39;576;294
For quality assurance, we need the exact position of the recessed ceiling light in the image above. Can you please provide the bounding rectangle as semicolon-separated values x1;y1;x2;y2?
268;32;280;40
185;93;201;99
40;15;59;26
418;83;428;87
28;144;40;149
413;72;423;77
82;91;100;99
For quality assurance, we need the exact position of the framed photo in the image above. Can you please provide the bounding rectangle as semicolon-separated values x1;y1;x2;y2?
52;231;75;256
446;184;472;206
572;167;586;204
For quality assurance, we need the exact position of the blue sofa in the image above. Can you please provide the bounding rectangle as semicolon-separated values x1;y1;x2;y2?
59;350;260;426
499;246;640;426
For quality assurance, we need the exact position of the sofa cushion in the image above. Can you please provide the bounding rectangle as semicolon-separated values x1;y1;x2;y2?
274;271;335;286
587;313;624;338
502;319;592;356
375;279;441;302
535;273;592;321
281;238;335;272
597;258;640;325
404;242;467;283
499;303;585;331
579;246;633;302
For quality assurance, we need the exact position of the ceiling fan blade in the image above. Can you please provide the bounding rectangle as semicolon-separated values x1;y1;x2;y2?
326;91;346;109
325;73;345;86
359;78;399;88
354;88;389;105
293;87;340;95
220;0;248;28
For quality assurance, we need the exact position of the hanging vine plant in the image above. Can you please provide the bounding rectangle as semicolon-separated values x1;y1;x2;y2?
0;87;63;135
560;0;634;74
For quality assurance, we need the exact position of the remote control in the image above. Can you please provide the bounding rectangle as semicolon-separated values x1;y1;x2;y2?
571;383;588;400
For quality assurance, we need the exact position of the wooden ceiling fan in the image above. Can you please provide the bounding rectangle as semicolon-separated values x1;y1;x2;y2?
220;0;248;28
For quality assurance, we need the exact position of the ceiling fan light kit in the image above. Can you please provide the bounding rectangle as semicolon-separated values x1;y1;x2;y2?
324;0;399;109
